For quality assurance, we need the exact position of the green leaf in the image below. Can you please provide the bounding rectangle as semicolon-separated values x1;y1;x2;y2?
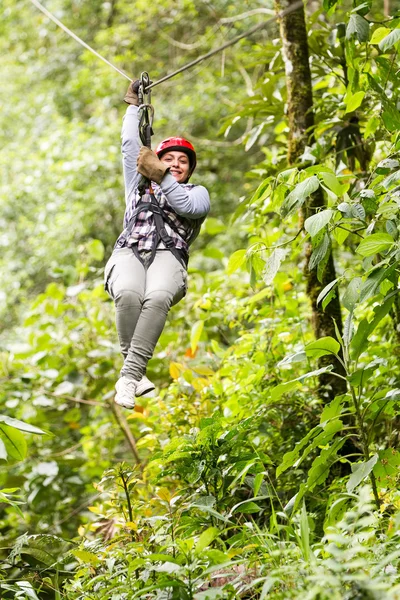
351;294;396;361
320;395;347;423
281;176;320;217
270;380;300;400
343;311;354;348
379;28;400;52
359;265;395;303
376;158;400;174
226;249;246;274
233;500;262;514
0;416;46;436
345;91;365;113
386;220;398;239
72;550;101;565
298;419;343;467
347;455;378;493
342;277;362;311
370;26;391;44
0;425;27;460
309;232;330;271
190;321;204;354
263;248;286;285
195;527;219;554
321;173;348;196
304;210;333;237
277;426;322;478
317;278;339;306
356;233;394;256
373;449;400;487
305;336;340;359
306;438;345;493
187;458;206;484
271;366;333;400
346;14;370;42
253;473;264;496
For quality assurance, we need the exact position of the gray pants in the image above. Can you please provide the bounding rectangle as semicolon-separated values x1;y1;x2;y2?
104;247;187;381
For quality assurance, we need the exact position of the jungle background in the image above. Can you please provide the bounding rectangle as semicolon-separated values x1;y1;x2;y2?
1;0;400;598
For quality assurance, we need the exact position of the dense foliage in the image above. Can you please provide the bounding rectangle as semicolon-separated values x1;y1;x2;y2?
1;0;400;598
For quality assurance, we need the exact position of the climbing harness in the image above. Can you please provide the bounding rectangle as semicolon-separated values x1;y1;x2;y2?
130;72;189;270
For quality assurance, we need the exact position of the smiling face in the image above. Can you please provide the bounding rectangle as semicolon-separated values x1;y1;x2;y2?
160;151;190;183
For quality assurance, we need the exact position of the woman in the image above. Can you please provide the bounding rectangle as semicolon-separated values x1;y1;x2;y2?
104;80;210;409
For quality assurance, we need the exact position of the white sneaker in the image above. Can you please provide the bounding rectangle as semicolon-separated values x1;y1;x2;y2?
115;376;138;409
135;375;156;397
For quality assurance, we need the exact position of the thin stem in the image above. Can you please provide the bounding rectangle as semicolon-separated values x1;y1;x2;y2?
108;400;143;471
350;386;380;508
120;470;133;524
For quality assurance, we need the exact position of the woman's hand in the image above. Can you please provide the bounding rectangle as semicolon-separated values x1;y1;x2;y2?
124;80;140;105
137;147;168;184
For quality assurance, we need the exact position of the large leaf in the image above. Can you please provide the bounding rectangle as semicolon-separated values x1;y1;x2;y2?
379;28;400;52
346;13;369;42
373;449;400;488
271;366;333;401
306;438;346;493
190;320;204;354
309;232;330;270
347;455;378;493
0;415;46;436
304;209;333;237
305;336;340;359
351;294;396;361
226;249;246;274
356;233;394;257
359;265;395;303
345;91;365;114
317;278;339;306
263;248;286;285
281;176;320;217
342;277;362;311
195;527;219;554
370;27;391;45
0;425;27;461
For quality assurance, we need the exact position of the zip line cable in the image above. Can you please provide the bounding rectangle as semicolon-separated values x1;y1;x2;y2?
28;0;132;81
146;0;304;91
29;0;305;89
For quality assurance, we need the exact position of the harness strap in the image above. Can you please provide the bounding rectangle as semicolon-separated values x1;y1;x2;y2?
124;192;188;269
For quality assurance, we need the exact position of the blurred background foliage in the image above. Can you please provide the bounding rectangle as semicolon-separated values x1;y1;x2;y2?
1;0;400;598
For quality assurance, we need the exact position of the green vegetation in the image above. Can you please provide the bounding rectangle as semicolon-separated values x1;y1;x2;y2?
1;0;400;598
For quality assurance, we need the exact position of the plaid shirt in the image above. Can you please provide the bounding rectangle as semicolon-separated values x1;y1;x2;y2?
115;183;201;253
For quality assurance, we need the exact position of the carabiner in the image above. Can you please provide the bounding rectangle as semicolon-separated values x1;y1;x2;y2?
138;71;151;106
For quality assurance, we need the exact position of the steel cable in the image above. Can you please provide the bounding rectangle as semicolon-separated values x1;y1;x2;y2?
28;0;305;89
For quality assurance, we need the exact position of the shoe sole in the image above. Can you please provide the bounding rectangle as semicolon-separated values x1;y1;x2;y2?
135;384;156;397
114;395;135;409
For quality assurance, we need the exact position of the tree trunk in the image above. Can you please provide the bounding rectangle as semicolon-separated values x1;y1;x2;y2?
275;0;346;398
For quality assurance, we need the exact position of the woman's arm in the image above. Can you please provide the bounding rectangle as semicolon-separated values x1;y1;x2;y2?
159;173;210;218
121;105;141;205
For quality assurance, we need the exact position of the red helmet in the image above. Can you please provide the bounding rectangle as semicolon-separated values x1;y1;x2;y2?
156;137;197;178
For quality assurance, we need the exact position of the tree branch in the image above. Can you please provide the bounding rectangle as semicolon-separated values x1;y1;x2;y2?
219;8;274;24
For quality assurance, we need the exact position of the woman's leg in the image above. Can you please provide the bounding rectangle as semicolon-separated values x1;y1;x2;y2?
104;248;146;359
121;250;187;381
